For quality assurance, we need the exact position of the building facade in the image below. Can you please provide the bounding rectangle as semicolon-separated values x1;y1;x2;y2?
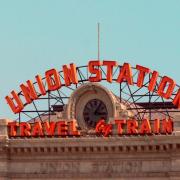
1;74;180;179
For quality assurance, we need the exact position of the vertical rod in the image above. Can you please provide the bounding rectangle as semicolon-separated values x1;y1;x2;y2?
120;83;122;103
120;65;122;103
149;74;151;120
19;113;21;124
98;22;100;60
48;91;50;123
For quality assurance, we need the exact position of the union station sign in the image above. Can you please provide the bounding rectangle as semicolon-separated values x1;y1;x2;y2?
5;60;179;137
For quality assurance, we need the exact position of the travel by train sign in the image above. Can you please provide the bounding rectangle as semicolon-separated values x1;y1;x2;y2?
8;118;173;137
5;60;179;137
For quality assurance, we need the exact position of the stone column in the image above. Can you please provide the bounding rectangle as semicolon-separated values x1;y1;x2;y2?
0;119;11;180
173;115;180;135
0;119;10;138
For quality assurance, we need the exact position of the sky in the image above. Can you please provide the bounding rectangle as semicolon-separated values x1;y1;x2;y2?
0;0;180;119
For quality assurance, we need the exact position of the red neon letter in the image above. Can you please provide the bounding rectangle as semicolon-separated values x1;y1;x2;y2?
88;60;102;82
45;69;61;91
103;61;117;83
63;63;78;86
173;89;180;109
161;119;173;134
44;121;56;136
57;121;68;136
115;120;126;135
20;80;38;104
127;120;138;134
32;122;44;137
36;75;46;95
157;76;175;99
5;91;24;114
20;122;31;137
139;119;151;134
95;119;112;137
116;63;133;85
95;119;105;134
8;122;18;137
68;119;80;136
153;119;160;134
148;71;159;92
136;65;151;87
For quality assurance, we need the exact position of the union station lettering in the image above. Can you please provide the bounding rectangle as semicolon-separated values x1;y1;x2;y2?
5;60;180;114
8;118;173;137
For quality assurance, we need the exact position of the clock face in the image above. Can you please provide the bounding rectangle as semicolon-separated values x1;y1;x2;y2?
83;99;108;128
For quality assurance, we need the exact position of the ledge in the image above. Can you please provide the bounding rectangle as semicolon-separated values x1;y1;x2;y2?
1;135;179;155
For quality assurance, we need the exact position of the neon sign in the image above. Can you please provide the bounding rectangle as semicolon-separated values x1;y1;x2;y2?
5;60;180;114
8;118;173;137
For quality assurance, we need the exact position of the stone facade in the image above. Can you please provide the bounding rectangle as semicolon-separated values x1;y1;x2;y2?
0;118;180;180
1;82;180;179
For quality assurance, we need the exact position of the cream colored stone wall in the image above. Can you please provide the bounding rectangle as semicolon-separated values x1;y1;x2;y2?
1;83;180;179
0;119;180;179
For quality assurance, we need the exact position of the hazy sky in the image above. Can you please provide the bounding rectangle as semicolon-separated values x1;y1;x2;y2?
0;0;180;119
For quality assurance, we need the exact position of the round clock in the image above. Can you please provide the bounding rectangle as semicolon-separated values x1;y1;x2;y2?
83;99;108;128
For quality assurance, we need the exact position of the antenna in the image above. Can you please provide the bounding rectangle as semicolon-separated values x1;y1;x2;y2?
97;22;100;60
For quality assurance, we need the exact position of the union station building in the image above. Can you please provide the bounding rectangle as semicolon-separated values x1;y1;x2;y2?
0;61;180;179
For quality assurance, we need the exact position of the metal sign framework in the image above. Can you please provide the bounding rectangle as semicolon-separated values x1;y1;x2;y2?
16;65;180;123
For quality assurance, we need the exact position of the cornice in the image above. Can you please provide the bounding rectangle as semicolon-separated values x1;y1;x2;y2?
1;135;179;155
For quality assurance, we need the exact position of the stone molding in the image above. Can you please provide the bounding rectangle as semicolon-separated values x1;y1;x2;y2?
2;135;180;155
